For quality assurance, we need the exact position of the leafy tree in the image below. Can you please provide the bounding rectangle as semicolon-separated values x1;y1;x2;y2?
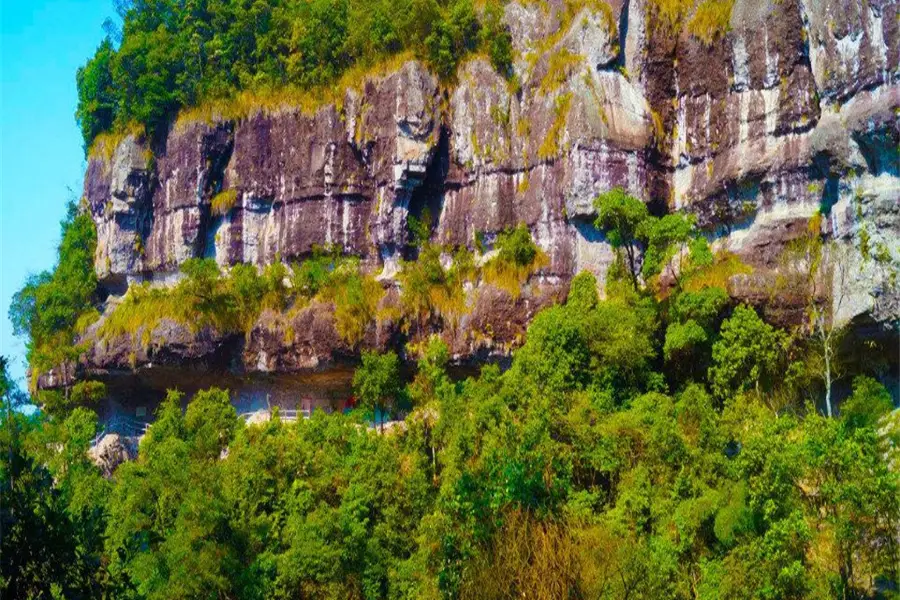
640;212;694;282
353;351;402;432
566;271;599;313
184;388;238;460
709;305;785;401
425;0;479;79
479;0;513;76
75;0;511;148
803;410;900;595
776;214;866;418
76;38;118;153
594;188;649;289
840;375;893;430
664;286;729;383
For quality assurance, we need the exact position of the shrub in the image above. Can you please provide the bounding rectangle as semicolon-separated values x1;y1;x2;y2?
211;189;238;216
10;201;98;387
398;243;478;331
567;271;600;313
709;305;785;399
484;224;548;296
319;259;384;346
353;350;401;430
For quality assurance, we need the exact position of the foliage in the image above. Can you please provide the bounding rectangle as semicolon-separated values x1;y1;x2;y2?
210;188;238;216
483;224;548;296
594;188;649;289
480;0;514;76
709;305;786;400
353;351;402;431
9;200;98;392
664;286;729;385
537;92;572;159
398;243;475;331
594;188;722;295
100;253;381;348
4;263;900;598
75;39;117;153
688;0;735;46
76;0;518;148
318;260;384;347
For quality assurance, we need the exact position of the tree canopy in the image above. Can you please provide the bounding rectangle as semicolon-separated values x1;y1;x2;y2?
76;0;514;150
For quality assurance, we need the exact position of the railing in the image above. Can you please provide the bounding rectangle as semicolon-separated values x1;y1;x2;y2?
238;406;332;423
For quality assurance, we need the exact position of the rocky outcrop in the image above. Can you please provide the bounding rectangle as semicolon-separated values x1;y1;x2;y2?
75;0;898;395
89;433;139;477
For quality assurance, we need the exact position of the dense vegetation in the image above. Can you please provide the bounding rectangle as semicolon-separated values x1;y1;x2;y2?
5;184;899;598
3;278;898;598
74;0;743;152
8;200;100;406
76;0;513;150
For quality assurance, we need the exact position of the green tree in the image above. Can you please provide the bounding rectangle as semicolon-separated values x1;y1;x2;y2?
709;305;785;401
353;350;402;432
594;188;649;289
75;38;118;153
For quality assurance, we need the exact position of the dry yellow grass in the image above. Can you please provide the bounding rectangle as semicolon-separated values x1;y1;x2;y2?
538;92;573;160
87;121;145;164
211;189;238;216
174;51;418;130
688;0;735;45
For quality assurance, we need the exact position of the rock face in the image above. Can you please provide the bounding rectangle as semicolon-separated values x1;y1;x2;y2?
77;0;898;395
88;434;139;477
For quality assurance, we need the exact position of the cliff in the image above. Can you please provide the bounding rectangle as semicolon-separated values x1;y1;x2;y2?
51;0;899;401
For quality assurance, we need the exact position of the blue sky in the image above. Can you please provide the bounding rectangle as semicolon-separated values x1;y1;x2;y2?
1;1;114;388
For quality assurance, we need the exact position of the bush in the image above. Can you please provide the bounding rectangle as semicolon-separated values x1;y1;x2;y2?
484;224;548;296
398;243;476;331
709;305;785;399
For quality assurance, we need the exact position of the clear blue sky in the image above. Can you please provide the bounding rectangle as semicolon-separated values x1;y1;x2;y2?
1;1;114;389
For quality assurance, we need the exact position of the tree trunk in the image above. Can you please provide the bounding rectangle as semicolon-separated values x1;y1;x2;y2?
626;246;639;290
824;348;833;418
823;324;833;418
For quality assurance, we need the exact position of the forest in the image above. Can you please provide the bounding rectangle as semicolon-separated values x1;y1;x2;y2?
3;187;899;599
75;0;514;149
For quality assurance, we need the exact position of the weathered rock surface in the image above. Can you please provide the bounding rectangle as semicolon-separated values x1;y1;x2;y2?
75;0;898;393
89;433;139;477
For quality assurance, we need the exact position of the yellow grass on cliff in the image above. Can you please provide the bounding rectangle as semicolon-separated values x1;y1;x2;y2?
174;51;418;131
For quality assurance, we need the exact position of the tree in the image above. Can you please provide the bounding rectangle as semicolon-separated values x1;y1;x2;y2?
76;39;118;152
775;215;864;417
664;287;729;384
353;351;401;432
709;305;785;401
803;409;900;595
1;358;102;598
566;271;599;313
594;188;649;290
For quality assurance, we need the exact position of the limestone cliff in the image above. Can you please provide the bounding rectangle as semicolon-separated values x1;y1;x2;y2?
58;0;898;403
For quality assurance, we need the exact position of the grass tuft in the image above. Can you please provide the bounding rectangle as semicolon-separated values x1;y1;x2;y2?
688;0;735;45
538;93;573;161
211;189;238;216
